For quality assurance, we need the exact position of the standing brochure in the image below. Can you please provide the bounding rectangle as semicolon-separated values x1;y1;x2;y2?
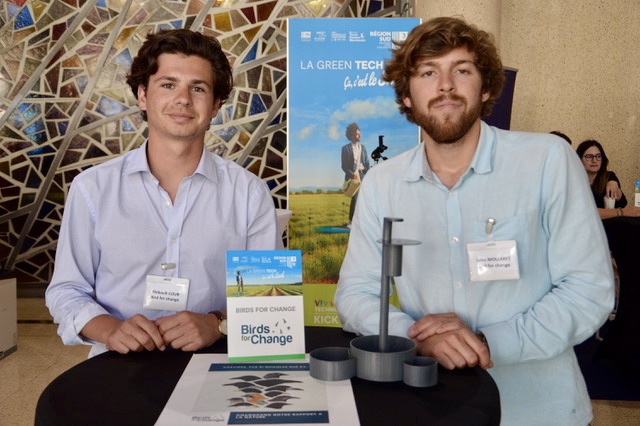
226;250;305;363
155;354;360;425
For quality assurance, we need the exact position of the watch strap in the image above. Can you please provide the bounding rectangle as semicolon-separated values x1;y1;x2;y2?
209;310;227;336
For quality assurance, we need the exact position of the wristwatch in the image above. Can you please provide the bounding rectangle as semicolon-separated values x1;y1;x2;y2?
210;310;228;336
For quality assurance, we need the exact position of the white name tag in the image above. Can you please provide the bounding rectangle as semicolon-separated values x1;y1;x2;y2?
467;240;520;282
143;275;190;311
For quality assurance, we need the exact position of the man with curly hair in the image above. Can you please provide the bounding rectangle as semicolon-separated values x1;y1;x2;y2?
341;122;370;227
336;17;613;425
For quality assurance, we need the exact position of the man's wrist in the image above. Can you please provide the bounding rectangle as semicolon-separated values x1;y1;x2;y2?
476;330;490;354
209;311;228;337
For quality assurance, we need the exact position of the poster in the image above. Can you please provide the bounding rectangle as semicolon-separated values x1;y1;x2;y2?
287;18;421;327
226;250;305;362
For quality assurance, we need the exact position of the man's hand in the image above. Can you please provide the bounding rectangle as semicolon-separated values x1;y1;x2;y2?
82;314;166;354
414;328;493;370
155;311;219;352
408;313;493;370
407;313;468;341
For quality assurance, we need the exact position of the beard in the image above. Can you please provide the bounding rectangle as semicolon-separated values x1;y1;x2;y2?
414;94;482;145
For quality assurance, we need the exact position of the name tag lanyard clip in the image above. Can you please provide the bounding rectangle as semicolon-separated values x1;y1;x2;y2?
485;218;496;246
161;262;176;279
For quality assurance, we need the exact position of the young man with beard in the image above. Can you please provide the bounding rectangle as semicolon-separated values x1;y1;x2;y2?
46;29;280;358
335;17;613;425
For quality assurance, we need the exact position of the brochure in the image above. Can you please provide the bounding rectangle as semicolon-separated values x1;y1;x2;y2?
226;250;305;362
155;354;360;425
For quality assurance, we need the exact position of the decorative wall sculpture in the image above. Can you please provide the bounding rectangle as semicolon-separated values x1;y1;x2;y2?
0;0;410;288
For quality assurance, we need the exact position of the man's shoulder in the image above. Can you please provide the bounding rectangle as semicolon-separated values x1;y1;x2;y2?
485;126;582;181
208;150;263;183
492;126;560;147
73;149;133;183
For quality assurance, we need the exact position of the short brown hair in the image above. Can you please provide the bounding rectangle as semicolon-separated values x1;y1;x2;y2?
126;29;233;121
383;17;505;123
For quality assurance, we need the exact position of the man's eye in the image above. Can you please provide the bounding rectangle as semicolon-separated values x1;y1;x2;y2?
192;87;206;93
161;83;174;89
422;70;434;77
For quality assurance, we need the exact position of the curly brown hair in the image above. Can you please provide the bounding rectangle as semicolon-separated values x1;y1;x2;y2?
345;122;360;141
383;17;505;123
126;29;233;121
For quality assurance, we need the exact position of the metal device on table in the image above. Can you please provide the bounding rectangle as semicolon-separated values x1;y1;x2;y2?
310;218;437;386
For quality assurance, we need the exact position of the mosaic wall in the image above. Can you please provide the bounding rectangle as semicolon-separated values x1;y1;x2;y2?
0;0;410;287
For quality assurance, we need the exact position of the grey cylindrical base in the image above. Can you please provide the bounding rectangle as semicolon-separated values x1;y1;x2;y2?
309;347;356;381
403;356;438;387
350;335;417;382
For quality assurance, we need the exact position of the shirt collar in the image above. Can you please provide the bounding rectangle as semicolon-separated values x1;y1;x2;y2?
471;121;495;175
404;120;496;184
123;140;218;182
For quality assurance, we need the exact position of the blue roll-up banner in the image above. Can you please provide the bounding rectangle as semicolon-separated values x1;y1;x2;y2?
287;18;421;327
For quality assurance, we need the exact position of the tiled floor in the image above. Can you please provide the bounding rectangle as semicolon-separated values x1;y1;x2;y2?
1;298;639;426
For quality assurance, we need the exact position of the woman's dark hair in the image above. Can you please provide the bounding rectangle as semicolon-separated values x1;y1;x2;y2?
126;29;233;121
382;17;505;124
576;139;609;197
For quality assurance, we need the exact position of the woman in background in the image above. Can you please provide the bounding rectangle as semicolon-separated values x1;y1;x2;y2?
576;139;637;219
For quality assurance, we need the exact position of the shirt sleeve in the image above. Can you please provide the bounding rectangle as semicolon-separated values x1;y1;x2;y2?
335;166;416;337
245;178;282;250
45;179;110;346
482;143;615;365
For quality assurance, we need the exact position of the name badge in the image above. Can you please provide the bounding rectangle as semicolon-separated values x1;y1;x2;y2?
467;240;520;282
143;275;190;311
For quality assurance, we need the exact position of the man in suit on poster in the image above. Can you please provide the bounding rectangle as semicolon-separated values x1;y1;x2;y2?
341;122;370;228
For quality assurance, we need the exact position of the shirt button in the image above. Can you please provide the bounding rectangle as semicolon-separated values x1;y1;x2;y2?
452;236;459;243
170;238;177;244
164;201;171;207
456;282;463;288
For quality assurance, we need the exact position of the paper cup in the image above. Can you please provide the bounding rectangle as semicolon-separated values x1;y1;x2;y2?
604;197;615;209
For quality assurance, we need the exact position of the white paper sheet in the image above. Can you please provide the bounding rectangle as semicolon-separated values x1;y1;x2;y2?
155;354;360;425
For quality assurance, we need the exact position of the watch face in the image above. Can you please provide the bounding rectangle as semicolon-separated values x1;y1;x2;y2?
219;319;228;335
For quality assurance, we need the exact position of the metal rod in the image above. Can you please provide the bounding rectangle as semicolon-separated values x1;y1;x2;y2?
379;218;400;352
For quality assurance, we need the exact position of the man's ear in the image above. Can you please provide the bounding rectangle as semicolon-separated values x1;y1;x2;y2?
137;85;148;111
402;96;412;109
211;99;221;119
482;91;490;103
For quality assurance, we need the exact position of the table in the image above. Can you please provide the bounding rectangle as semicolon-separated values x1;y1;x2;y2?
35;327;500;426
597;217;640;378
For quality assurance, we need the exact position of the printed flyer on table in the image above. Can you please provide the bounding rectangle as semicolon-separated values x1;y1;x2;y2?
155;354;360;425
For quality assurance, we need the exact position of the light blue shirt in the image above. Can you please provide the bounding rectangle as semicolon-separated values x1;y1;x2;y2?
335;122;614;425
46;142;280;357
